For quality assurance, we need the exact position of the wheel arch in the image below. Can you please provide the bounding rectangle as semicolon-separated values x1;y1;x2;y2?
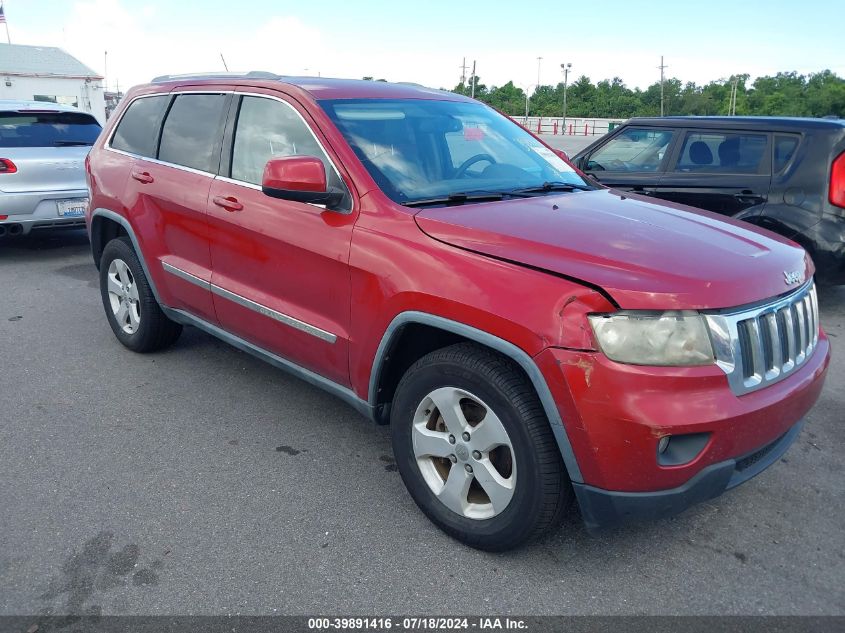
90;208;162;303
368;311;583;483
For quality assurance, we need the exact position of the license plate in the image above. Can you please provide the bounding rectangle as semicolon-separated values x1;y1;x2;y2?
57;198;89;218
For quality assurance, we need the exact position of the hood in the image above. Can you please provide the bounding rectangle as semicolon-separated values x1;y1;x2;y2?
414;189;812;310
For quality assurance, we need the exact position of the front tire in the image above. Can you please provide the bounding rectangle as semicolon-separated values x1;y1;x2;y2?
99;237;182;352
390;343;571;551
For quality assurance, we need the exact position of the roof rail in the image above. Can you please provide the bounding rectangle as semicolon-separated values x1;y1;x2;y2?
150;71;280;83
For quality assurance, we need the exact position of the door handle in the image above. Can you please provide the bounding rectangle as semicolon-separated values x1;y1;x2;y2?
130;169;154;184
632;186;655;196
212;195;244;212
734;191;765;204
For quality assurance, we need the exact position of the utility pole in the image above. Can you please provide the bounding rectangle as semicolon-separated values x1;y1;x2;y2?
561;62;572;134
104;51;108;92
459;57;468;90
470;60;477;99
658;55;668;116
536;56;543;87
728;76;739;115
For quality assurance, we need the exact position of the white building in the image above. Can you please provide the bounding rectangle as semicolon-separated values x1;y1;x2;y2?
0;43;105;123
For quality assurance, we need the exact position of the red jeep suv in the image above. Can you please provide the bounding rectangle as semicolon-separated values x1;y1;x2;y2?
85;73;830;550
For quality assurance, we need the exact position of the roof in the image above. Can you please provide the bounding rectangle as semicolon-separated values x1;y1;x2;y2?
0;99;92;114
147;72;470;102
0;43;101;79
627;115;845;130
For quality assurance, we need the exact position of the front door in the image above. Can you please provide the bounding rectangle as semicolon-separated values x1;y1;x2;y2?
206;92;356;386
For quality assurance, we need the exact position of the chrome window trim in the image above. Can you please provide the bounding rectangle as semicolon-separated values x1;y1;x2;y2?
704;280;819;396
161;261;337;344
215;175;261;191
213;174;327;209
107;146;218;178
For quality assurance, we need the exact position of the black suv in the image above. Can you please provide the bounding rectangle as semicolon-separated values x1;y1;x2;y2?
572;117;845;284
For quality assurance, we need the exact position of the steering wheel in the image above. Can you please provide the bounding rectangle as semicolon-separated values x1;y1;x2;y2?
454;153;496;178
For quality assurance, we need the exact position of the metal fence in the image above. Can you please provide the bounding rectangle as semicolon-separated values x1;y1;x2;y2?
511;116;626;136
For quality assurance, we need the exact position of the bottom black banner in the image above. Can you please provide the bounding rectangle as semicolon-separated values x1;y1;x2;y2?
0;616;841;633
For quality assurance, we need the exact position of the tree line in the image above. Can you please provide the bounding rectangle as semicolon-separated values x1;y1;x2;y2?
449;70;845;119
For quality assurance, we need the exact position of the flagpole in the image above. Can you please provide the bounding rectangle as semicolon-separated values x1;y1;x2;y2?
2;1;10;44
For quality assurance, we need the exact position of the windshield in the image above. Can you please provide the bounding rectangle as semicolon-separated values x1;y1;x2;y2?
0;111;102;148
320;98;589;205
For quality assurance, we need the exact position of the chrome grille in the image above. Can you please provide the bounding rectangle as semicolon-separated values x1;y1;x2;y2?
704;281;819;396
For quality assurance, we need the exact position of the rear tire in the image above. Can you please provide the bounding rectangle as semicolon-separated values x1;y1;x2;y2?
390;343;571;551
99;237;182;352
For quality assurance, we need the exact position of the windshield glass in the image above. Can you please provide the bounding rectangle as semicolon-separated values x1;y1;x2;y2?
320;98;589;204
0;111;102;148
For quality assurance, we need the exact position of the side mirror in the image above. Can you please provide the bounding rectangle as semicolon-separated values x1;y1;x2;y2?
553;149;570;162
262;156;344;209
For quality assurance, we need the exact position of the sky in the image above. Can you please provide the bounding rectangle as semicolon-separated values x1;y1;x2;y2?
3;0;843;94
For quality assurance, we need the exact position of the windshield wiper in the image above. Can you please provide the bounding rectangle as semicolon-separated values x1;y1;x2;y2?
53;140;93;146
513;181;594;194
402;189;534;208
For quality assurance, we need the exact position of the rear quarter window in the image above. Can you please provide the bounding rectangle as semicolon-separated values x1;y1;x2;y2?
774;135;800;172
0;111;101;148
110;95;170;158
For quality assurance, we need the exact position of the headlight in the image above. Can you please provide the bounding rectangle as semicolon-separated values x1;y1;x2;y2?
588;311;714;366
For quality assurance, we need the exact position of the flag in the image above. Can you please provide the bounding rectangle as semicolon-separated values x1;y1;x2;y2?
0;7;6;24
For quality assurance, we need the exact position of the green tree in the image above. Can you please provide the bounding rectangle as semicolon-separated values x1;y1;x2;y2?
449;70;845;118
486;81;527;116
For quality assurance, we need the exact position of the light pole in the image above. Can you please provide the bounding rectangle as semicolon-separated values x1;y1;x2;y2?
537;56;542;87
560;62;571;134
519;83;533;123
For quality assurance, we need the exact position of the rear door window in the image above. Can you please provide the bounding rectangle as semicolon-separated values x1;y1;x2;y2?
674;131;768;174
158;93;228;173
586;127;674;172
0;111;101;148
110;96;169;157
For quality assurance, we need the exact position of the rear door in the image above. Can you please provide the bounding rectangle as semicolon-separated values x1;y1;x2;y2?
578;126;676;195
112;90;230;323
655;129;771;217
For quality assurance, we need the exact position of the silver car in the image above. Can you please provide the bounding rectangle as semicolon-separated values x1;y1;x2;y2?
0;100;101;237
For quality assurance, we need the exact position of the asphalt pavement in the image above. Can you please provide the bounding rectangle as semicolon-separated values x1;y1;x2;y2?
1;229;843;616
539;133;600;156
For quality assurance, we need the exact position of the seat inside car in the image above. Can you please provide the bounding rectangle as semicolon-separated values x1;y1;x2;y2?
718;137;741;168
689;140;713;168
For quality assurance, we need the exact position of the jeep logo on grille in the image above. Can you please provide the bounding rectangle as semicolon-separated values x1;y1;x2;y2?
783;270;802;285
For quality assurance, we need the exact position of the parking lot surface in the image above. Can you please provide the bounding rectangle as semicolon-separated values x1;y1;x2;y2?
539;133;600;156
1;230;843;616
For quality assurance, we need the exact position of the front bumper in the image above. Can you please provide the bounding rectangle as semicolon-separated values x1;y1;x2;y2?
573;418;803;531
0;189;89;235
534;332;830;528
